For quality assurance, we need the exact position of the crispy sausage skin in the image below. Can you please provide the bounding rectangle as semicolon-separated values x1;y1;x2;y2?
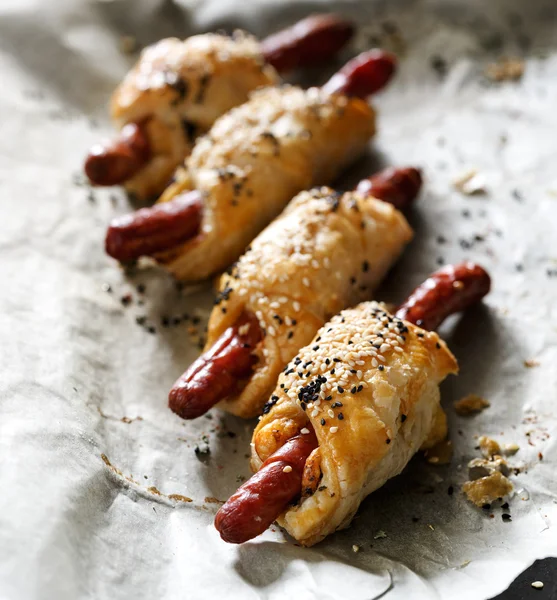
322;49;397;97
169;311;263;420
395;262;491;330
85;122;151;186
105;191;203;262
261;14;354;73
215;428;318;544
357;167;422;211
215;262;491;544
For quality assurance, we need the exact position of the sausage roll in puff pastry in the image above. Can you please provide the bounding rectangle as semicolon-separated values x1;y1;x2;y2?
170;177;414;419
152;86;376;280
109;33;279;200
252;302;457;546
85;15;355;199
214;262;491;546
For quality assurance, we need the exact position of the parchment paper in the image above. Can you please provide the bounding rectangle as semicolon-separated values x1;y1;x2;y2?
1;1;556;599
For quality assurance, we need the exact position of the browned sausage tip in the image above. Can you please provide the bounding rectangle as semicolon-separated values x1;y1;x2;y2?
169;311;263;420
105;190;203;263
261;14;354;73
215;428;318;544
395;262;491;330
356;166;422;211
85;122;151;186
322;49;397;98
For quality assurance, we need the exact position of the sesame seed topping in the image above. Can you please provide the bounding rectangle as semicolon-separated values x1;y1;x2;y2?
283;466;293;473
300;428;310;434
330;426;339;434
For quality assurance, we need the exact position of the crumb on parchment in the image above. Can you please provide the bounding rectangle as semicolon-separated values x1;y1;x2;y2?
454;394;490;416
462;471;513;507
478;435;501;459
524;358;540;368
485;57;525;81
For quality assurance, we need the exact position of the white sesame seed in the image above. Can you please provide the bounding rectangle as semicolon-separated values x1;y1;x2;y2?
380;344;390;353
311;409;319;418
328;409;334;418
303;278;310;287
301;428;310;434
293;301;301;312
372;358;378;367
378;355;386;362
285;316;292;326
283;466;293;473
531;581;544;590
270;302;280;309
330;426;338;433
268;326;276;336
395;346;403;353
356;360;365;366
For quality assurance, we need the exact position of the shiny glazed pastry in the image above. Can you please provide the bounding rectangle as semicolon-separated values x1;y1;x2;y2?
214;263;491;546
251;302;456;546
85;15;355;199
169;176;414;419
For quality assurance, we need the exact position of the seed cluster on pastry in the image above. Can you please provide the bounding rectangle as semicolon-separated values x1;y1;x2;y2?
264;302;412;430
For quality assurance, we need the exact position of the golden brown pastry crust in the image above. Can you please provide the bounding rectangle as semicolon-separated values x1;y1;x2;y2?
111;33;278;199
155;86;376;280
251;302;458;546
205;187;411;417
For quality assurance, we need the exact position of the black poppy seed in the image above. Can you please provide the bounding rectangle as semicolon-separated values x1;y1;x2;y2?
333;358;341;362
378;365;385;371
330;369;335;375
161;316;170;327
300;402;307;411
325;396;333;401
136;284;146;294
448;485;454;496
501;502;510;510
288;331;294;339
147;326;156;334
280;383;285;389
135;316;147;326
482;503;491;510
316;337;321;342
357;385;363;392
351;387;357;394
436;342;441;349
337;386;344;393
313;346;319;351
292;320;297;325
386;438;391;444
321;418;326;426
417;333;424;338
331;401;343;408
502;513;512;522
338;413;344;420
401;414;407;422
325;358;330;365
350;369;357;374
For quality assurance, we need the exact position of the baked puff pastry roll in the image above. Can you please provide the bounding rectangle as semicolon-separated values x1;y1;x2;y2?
110;33;278;200
199;187;411;418
150;85;376;280
85;15;356;199
251;302;457;546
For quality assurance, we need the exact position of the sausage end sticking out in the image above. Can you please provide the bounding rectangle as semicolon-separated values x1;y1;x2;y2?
215;429;318;544
357;167;422;211
322;49;397;98
261;14;355;73
395;262;491;330
215;262;491;544
85;122;151;186
105;191;203;263
169;311;263;420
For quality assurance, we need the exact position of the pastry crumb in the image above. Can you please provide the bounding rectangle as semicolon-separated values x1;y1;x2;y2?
462;471;513;507
373;530;387;539
147;486;162;496
352;544;360;553
478;435;501;458
524;358;540;368
204;496;224;504
454;394;490;416
424;439;453;465
485;57;525;82
452;169;487;195
503;443;520;456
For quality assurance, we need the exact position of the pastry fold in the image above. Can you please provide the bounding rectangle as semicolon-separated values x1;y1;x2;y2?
251;302;458;546
155;86;376;281
206;187;412;417
111;33;278;199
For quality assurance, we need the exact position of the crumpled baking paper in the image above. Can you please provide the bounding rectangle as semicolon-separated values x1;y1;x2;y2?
0;0;556;599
